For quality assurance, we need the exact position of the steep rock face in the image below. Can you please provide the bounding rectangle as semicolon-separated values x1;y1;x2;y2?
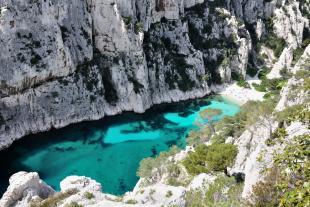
228;121;309;198
0;0;93;95
0;0;247;149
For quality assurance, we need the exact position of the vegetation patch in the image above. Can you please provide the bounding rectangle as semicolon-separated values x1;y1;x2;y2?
137;146;180;179
250;134;310;207
185;175;244;207
83;191;94;200
183;143;237;175
30;189;78;207
262;34;286;58
64;202;83;207
166;190;173;198
125;199;138;204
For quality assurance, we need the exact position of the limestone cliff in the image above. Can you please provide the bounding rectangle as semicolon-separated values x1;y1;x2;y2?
0;0;308;151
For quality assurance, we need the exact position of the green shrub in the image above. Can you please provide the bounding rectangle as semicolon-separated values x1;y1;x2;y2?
122;16;132;26
64;202;83;207
125;199;138;204
183;143;237;175
237;79;250;88
249;167;281;207
253;76;287;94
263;92;273;99
276;104;310;125
252;83;267;92
137;146;180;178
197;108;223;134
251;134;310;207
214;100;274;140
295;69;310;80
258;67;271;80
30;189;78;207
263;34;286;58
247;66;259;77
185;175;244;207
83;191;94;200
231;71;250;88
134;22;143;34
265;127;287;146
166;190;173;198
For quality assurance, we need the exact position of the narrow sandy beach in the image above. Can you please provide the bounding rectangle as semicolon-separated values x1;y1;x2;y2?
212;80;265;105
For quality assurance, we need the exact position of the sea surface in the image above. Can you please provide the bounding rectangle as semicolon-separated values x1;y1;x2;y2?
0;96;240;196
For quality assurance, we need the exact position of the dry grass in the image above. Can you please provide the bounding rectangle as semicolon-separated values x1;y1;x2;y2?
30;189;78;207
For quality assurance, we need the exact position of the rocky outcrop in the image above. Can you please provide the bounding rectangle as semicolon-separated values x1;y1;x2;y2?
60;176;102;193
228;120;309;199
292;44;310;73
267;0;309;79
0;172;55;207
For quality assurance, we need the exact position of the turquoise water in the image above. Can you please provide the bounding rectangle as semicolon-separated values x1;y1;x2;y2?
0;96;239;196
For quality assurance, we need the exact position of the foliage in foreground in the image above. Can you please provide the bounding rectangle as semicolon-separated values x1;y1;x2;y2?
276;104;310;126
182;143;237;175
185;175;244;207
250;134;310;207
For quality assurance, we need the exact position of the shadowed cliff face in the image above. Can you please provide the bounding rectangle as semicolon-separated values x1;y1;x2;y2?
0;0;309;149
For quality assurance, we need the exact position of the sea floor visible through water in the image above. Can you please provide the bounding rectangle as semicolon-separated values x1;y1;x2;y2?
0;95;240;196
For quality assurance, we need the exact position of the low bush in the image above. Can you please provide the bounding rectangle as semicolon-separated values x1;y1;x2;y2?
252;83;267;92
166;190;173;198
64;202;83;207
83;191;94;200
134;22;143;34
137;146;180;178
251;134;310;207
276;104;309;125
258;67;271;80
249;167;281;207
263;34;286;58
265;127;287;146
125;199;138;204
237;79;250;88
185;175;244;207
30;189;78;207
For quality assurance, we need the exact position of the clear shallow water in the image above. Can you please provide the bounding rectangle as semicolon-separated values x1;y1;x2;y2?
0;96;239;196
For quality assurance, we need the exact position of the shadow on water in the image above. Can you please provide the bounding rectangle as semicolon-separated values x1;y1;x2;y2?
0;95;239;196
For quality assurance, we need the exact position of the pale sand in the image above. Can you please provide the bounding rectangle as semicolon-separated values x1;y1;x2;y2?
212;80;265;105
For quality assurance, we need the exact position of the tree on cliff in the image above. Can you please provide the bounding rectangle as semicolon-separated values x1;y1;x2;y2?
197;108;222;134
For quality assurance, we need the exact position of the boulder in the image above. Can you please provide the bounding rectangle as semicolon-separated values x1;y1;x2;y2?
0;172;55;207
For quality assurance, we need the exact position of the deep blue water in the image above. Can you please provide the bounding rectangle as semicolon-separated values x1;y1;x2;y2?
0;96;239;196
